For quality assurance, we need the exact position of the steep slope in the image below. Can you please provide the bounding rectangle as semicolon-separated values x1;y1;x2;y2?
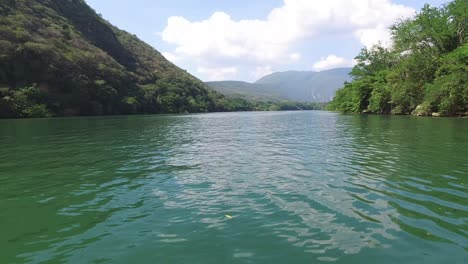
208;68;351;102
256;68;352;102
0;0;221;117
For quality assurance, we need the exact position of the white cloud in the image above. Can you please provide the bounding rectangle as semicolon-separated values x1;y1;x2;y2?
355;26;394;48
162;12;299;63
162;52;180;63
289;53;301;61
254;66;274;79
162;0;415;80
312;55;356;71
197;66;238;81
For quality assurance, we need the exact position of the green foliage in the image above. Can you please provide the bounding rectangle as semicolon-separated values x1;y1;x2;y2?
424;44;468;115
368;83;392;114
206;81;285;102
0;85;52;118
23;104;52;118
0;0;247;118
351;47;396;79
327;83;359;113
329;0;467;116
218;98;326;112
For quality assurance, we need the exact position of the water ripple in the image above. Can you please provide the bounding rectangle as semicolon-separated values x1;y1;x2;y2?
0;112;467;263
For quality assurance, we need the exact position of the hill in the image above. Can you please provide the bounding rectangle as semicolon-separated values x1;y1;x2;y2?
205;81;284;101
207;68;352;102
0;0;227;117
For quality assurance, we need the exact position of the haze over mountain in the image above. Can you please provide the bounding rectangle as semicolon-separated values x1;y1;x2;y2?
207;68;352;102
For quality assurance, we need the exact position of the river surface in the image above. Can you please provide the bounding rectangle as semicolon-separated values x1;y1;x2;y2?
0;111;467;263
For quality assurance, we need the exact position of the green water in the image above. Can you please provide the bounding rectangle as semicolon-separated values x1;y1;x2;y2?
0;111;467;263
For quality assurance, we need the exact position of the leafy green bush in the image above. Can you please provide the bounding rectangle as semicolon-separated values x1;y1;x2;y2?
0;85;52;118
22;104;52;118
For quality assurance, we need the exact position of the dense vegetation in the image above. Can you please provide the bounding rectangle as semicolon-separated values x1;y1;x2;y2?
0;0;319;118
214;97;326;111
0;0;230;118
206;81;285;102
328;0;467;117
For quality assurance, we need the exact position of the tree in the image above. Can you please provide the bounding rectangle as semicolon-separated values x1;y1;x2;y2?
329;0;467;116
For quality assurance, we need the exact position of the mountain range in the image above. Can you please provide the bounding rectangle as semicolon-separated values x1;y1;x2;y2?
207;68;352;102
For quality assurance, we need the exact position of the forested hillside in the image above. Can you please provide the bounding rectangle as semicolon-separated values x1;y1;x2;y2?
206;81;285;101
328;0;467;116
0;0;233;117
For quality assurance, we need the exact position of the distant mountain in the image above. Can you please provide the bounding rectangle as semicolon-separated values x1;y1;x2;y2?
205;81;284;101
207;68;352;102
257;68;352;102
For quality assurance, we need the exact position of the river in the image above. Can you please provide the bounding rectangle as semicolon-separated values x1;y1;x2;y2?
0;111;467;263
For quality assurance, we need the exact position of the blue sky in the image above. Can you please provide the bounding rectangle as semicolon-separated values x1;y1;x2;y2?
86;0;448;82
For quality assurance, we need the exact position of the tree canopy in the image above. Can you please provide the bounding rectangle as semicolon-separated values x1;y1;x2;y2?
328;0;467;116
